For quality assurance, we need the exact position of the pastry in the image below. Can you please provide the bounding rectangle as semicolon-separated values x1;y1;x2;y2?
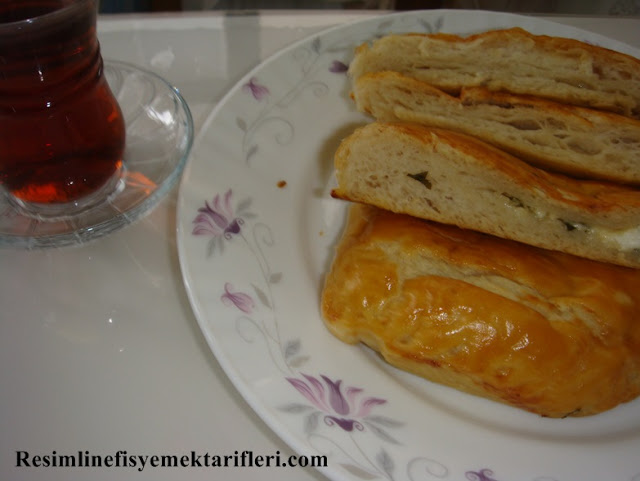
331;122;640;268
348;28;640;118
321;203;640;417
351;71;640;184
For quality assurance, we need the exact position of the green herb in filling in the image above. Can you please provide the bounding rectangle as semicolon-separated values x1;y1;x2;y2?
501;193;525;208
407;171;432;190
560;219;590;232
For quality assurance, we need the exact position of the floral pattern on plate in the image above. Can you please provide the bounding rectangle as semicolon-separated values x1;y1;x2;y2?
191;188;517;481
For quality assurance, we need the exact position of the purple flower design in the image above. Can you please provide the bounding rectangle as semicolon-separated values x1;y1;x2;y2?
192;189;254;256
243;77;269;101
466;469;500;481
221;282;255;314
329;60;348;73
286;374;387;432
192;189;242;238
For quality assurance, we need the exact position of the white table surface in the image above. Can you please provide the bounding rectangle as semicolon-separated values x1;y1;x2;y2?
1;10;639;481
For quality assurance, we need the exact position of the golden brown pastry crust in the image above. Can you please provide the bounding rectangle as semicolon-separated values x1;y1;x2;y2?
348;27;640;118
321;203;640;417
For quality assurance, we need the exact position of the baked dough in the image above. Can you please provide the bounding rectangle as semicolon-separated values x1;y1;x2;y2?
331;122;640;268
348;28;640;118
351;71;640;184
321;203;640;417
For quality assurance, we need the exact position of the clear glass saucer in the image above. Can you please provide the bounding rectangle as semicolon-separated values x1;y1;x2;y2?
0;60;194;249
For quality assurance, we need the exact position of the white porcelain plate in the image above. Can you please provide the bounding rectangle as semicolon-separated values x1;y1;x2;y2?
177;10;640;481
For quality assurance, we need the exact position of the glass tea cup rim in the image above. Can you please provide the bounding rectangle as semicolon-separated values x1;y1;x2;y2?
0;0;96;32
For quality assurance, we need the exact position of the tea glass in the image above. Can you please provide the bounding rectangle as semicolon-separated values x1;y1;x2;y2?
0;0;126;219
